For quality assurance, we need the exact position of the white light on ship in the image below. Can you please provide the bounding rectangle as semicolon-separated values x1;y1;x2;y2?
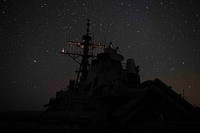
61;48;65;53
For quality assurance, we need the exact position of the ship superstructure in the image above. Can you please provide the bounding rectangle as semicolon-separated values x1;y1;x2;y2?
42;20;200;133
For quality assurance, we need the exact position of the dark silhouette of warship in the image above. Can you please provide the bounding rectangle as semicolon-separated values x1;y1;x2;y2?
1;20;200;133
40;19;200;132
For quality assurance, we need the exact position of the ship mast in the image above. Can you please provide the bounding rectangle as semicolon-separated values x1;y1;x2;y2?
60;19;105;85
81;19;91;80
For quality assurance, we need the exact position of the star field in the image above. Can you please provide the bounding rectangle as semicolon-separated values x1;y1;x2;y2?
0;0;200;111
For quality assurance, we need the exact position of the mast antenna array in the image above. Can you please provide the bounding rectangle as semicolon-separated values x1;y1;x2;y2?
60;19;105;83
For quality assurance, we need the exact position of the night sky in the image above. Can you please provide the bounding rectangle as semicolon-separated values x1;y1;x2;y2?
1;0;200;111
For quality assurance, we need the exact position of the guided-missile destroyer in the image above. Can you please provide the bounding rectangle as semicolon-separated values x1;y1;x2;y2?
41;19;200;133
